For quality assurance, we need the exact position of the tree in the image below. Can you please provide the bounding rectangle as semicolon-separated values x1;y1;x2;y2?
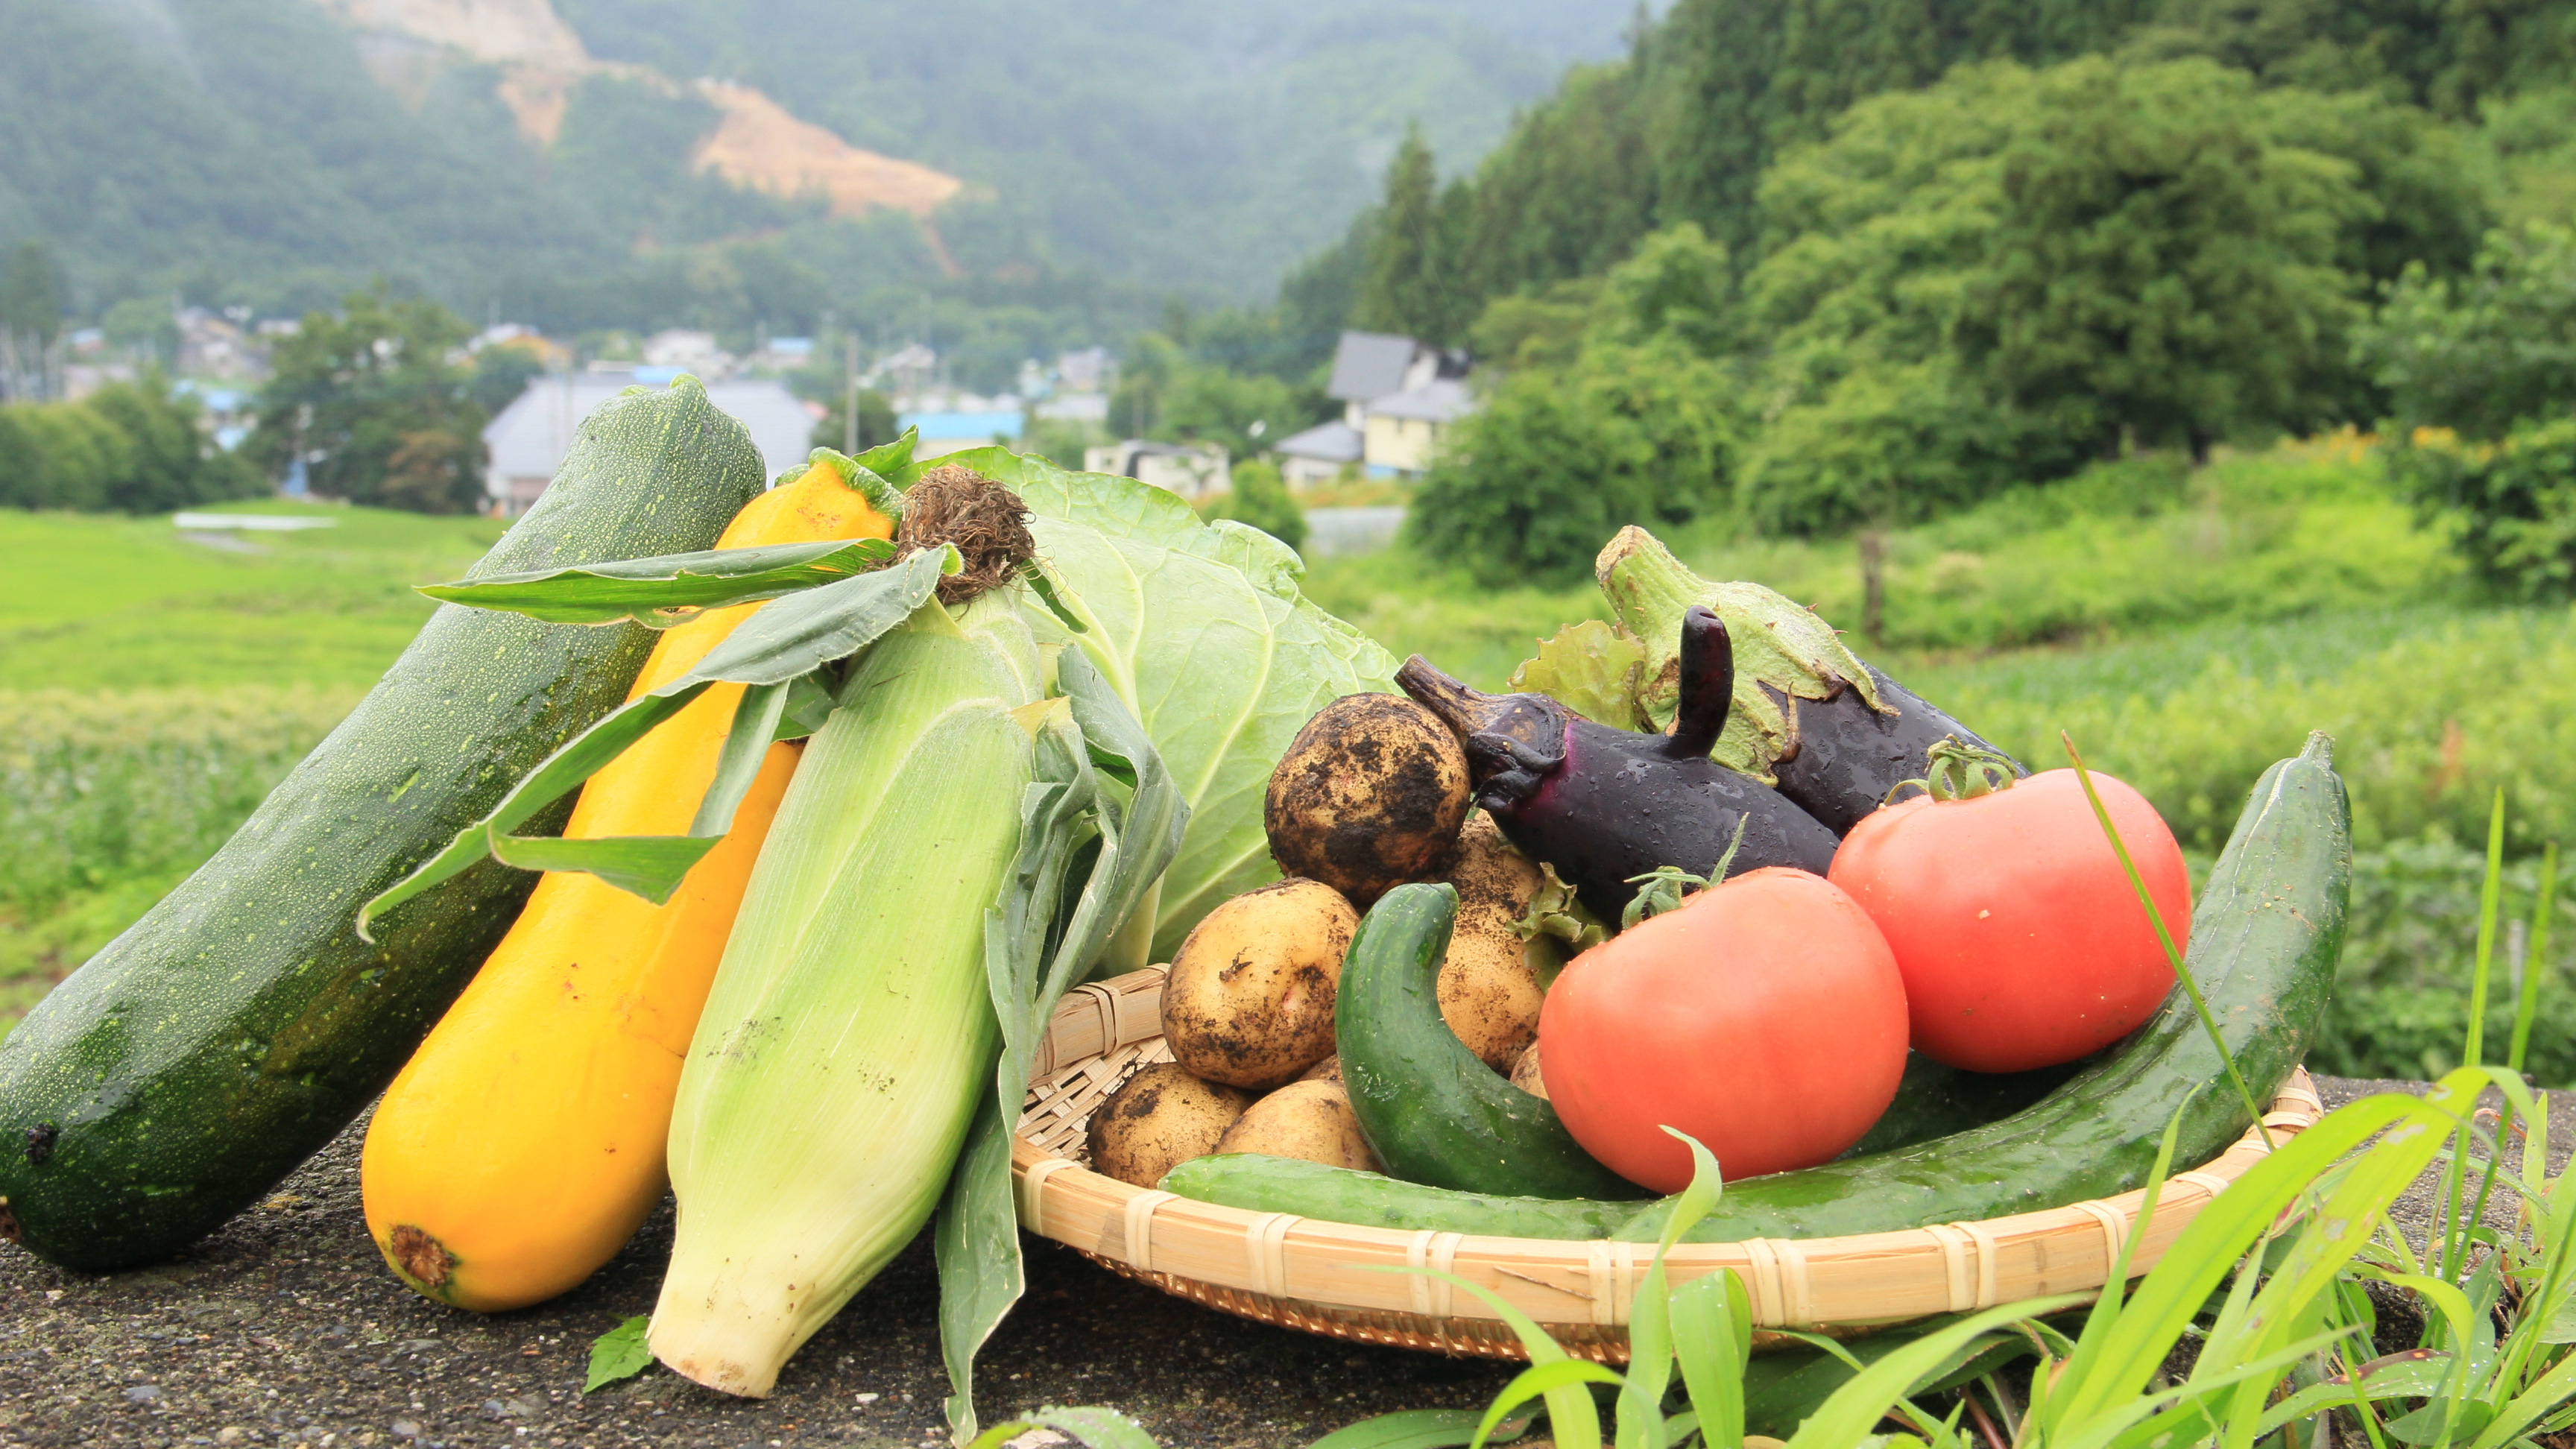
467;345;546;417
101;297;179;369
1;240;66;400
2356;222;2576;441
246;285;489;513
1409;333;1740;588
809;388;897;455
1356;125;1465;344
1412;224;1745;587
80;374;263;513
1739;57;2373;532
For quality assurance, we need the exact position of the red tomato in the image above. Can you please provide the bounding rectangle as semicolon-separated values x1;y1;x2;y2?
1827;769;2188;1074
1538;867;1909;1193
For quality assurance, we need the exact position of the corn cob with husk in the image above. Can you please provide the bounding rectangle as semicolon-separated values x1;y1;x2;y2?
364;452;1190;1430
648;578;1047;1392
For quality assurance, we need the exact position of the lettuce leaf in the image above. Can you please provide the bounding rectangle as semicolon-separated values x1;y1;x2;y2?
932;447;1397;959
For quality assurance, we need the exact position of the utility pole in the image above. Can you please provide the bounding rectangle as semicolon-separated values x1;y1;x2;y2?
845;332;859;455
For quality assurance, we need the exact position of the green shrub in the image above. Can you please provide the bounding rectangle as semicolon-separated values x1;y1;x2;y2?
0;377;264;514
1928;608;2576;856
2312;836;2576;1085
1206;459;1305;551
2392;419;2576;598
1408;336;1737;588
2355;221;2576;441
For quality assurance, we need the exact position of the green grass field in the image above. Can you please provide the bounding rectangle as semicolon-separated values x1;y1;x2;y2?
0;502;496;1038
0;499;505;691
4;449;2566;1077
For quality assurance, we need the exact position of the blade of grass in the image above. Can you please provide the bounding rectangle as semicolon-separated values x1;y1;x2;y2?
1617;1134;1726;1449
2061;731;2270;1146
1386;1267;1606;1449
1669;1274;1746;1449
2440;793;2510;1284
2050;1079;2480;1427
1781;1296;2087;1449
2043;1093;2196;1437
2077;1327;2364;1449
2469;786;2507;1069
1470;1361;1625;1449
2512;842;2558;1076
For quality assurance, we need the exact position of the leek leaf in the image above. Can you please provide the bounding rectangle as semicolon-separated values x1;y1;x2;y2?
358;548;953;933
417;537;895;627
937;652;1186;1441
937;446;1395;957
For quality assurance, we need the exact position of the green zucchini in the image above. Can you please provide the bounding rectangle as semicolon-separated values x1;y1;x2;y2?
0;379;763;1272
1170;733;2346;1243
1339;883;1642;1199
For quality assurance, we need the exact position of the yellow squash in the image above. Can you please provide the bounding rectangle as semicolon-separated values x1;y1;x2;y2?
362;459;894;1311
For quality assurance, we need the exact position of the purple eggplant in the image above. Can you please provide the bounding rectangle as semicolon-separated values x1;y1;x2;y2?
1397;607;1840;923
1765;664;2021;835
1594;525;2024;836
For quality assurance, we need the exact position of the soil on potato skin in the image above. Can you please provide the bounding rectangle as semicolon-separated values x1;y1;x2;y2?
0;1077;2551;1448
0;1111;1513;1449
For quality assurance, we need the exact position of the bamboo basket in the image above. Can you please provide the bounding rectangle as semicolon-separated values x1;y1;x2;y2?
1011;965;2325;1364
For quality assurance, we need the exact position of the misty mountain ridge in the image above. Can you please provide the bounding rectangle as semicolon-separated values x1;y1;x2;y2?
2;0;1641;325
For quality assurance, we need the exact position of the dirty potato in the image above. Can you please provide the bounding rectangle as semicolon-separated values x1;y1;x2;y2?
1213;1078;1381;1172
1298;1054;1343;1085
1086;1062;1256;1189
1263;693;1471;905
1161;878;1359;1090
1437;813;1547;1069
1510;1040;1548;1099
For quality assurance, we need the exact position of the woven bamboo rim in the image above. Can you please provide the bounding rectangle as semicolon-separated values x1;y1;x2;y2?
1011;965;2326;1364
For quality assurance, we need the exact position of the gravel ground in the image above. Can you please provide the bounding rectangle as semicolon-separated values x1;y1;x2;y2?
2;1075;2558;1449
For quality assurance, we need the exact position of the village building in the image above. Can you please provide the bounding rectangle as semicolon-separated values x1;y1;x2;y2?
1272;330;1474;487
1084;439;1230;500
481;368;814;514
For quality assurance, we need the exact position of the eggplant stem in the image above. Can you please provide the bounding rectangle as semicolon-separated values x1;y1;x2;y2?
1663;605;1734;759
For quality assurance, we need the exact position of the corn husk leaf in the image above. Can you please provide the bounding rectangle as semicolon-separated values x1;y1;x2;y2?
936;646;1185;1440
359;546;956;934
416;537;896;627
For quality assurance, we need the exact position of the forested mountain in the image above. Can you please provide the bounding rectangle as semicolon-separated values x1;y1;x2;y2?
0;0;1638;336
1333;0;2576;339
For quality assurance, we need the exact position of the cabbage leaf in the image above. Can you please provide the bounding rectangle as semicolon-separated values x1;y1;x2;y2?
929;447;1397;958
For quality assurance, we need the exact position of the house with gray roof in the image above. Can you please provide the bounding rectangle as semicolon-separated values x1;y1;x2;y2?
1276;330;1475;485
482;370;819;514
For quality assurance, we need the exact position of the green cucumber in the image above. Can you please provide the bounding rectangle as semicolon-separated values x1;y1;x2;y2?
1163;1153;1653;1237
1162;1053;2086;1237
0;379;763;1271
1839;1052;2085;1159
1173;734;2346;1243
1338;883;1642;1199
